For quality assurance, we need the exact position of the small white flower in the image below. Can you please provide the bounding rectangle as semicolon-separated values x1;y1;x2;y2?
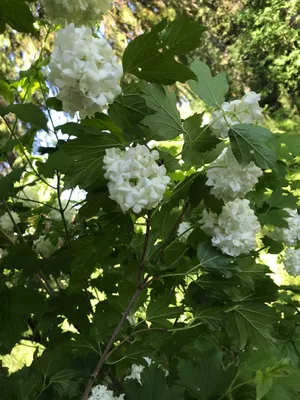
48;24;122;118
125;358;153;384
267;208;300;247
103;145;170;214
0;248;8;259
88;384;124;400
49;200;77;223
206;147;263;201
211;91;264;138
33;236;63;258
284;248;300;276
200;199;261;257
41;0;112;25
177;222;192;242
0;212;20;233
17;184;51;208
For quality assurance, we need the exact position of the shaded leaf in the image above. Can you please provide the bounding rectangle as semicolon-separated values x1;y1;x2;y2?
0;104;47;130
229;124;277;170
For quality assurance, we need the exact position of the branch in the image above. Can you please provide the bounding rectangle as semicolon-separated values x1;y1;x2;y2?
137;212;151;286
2;199;57;299
56;171;71;247
155;199;190;263
82;284;145;400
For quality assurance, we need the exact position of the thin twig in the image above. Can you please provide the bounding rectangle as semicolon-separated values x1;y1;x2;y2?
2;199;57;298
155;200;190;263
106;327;167;361
82;284;145;400
137;212;151;286
2;116;56;190
56;171;71;247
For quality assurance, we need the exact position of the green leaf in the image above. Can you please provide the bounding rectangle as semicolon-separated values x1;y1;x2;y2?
59;132;123;188
0;104;48;131
278;134;300;157
182;113;219;165
46;97;63;111
0;0;36;35
226;303;277;350
162;17;206;54
0;167;23;198
178;347;225;399
197;241;237;278
229;124;277;170
108;84;149;140
123;17;204;84
0;80;14;104
141;83;183;140
70;237;98;280
259;209;289;228
37;150;72;178
255;370;273;400
146;296;183;327
188;61;229;107
126;364;184;400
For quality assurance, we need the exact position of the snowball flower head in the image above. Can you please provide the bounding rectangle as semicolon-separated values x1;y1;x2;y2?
211;91;264;138
17;184;51;208
49;199;77;223
88;385;124;400
0;211;20;233
125;358;152;384
177;222;192;243
0;248;8;259
271;208;300;247
206;147;263;201
284;248;300;277
200;199;261;257
48;24;122;118
34;236;63;258
103;145;170;214
41;0;112;25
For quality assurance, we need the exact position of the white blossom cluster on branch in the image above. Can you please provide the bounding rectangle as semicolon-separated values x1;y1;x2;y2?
103;145;170;214
48;23;122;118
271;208;300;247
33;235;63;258
200;199;261;257
211;91;264;138
88;385;124;400
177;221;192;243
17;184;51;208
283;248;300;276
40;0;112;25
0;212;20;233
49;199;77;223
206;147;263;201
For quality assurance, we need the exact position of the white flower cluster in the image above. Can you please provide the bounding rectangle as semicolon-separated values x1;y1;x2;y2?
33;236;63;258
177;221;192;243
17;184;51;208
48;24;122;118
283;248;300;277
125;358;152;385
211;91;264;138
272;208;300;247
0;248;8;259
41;0;112;25
103;145;170;214
0;212;20;233
206;147;263;201
200;199;261;257
49;199;76;223
88;385;124;400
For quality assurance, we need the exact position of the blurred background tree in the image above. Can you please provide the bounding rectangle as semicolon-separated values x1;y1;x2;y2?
1;0;299;130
